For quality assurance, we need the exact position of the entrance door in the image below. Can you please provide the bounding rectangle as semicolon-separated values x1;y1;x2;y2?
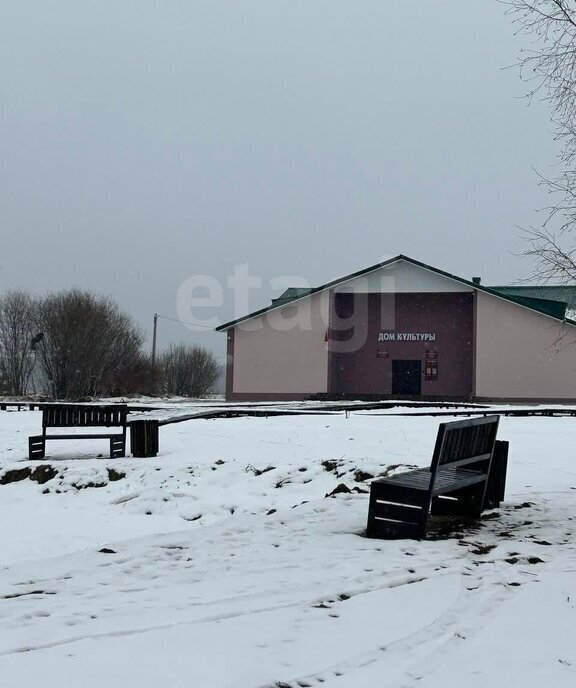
392;360;422;396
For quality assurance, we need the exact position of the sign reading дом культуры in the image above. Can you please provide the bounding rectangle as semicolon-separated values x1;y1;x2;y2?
377;332;436;342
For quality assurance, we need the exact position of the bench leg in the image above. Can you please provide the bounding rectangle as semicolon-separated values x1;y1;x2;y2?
110;436;126;459
367;482;431;539
28;435;46;460
483;440;509;510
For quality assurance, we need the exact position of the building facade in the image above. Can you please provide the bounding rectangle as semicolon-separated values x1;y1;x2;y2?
217;256;576;402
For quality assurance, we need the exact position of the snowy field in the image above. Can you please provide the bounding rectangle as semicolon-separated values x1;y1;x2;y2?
0;408;575;687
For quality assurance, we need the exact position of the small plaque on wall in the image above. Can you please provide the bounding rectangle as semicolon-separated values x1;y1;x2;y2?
376;348;389;359
425;361;438;381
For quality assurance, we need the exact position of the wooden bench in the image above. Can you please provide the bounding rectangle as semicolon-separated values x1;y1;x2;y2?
28;404;128;460
366;416;507;539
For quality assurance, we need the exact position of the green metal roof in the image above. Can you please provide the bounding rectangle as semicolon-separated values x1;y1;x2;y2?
216;255;576;331
490;285;576;309
271;287;314;307
493;294;567;320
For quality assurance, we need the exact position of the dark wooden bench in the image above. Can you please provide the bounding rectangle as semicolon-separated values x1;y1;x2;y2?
28;404;128;460
366;416;507;539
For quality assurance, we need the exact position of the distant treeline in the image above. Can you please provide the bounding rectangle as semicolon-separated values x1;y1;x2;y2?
0;289;219;399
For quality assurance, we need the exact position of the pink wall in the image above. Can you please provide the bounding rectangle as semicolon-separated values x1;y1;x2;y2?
475;291;576;400
230;291;330;397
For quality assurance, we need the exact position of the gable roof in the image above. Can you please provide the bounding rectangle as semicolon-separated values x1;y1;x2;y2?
215;254;576;331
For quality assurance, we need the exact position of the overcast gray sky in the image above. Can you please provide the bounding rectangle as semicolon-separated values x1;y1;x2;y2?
0;1;559;356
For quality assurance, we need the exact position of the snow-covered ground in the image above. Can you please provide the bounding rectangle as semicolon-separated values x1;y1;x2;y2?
0;409;575;687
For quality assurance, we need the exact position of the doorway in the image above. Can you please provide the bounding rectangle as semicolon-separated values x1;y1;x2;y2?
392;360;422;396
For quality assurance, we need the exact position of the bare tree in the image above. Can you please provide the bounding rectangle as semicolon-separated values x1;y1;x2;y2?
104;353;163;397
34;289;146;399
159;344;219;397
505;1;576;280
0;291;36;396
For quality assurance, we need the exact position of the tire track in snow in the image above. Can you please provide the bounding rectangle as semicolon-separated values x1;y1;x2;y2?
260;574;518;688
0;562;458;657
261;518;567;688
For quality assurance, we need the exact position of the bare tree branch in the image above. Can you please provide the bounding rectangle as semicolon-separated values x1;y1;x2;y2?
34;289;147;399
0;291;36;396
504;1;576;279
159;344;220;398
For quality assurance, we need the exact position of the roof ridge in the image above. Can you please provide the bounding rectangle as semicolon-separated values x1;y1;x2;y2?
216;255;576;331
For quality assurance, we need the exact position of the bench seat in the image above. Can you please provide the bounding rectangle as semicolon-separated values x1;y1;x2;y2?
380;465;489;494
41;433;123;440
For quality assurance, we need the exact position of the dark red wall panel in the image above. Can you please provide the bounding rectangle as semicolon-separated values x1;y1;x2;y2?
329;292;474;397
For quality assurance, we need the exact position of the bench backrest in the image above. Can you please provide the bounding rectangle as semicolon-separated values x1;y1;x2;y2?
430;415;500;474
42;404;128;428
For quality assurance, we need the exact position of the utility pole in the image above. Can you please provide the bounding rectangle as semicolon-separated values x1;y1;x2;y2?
151;313;158;366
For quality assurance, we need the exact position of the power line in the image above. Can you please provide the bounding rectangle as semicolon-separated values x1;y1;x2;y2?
156;313;218;330
150;313;227;360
